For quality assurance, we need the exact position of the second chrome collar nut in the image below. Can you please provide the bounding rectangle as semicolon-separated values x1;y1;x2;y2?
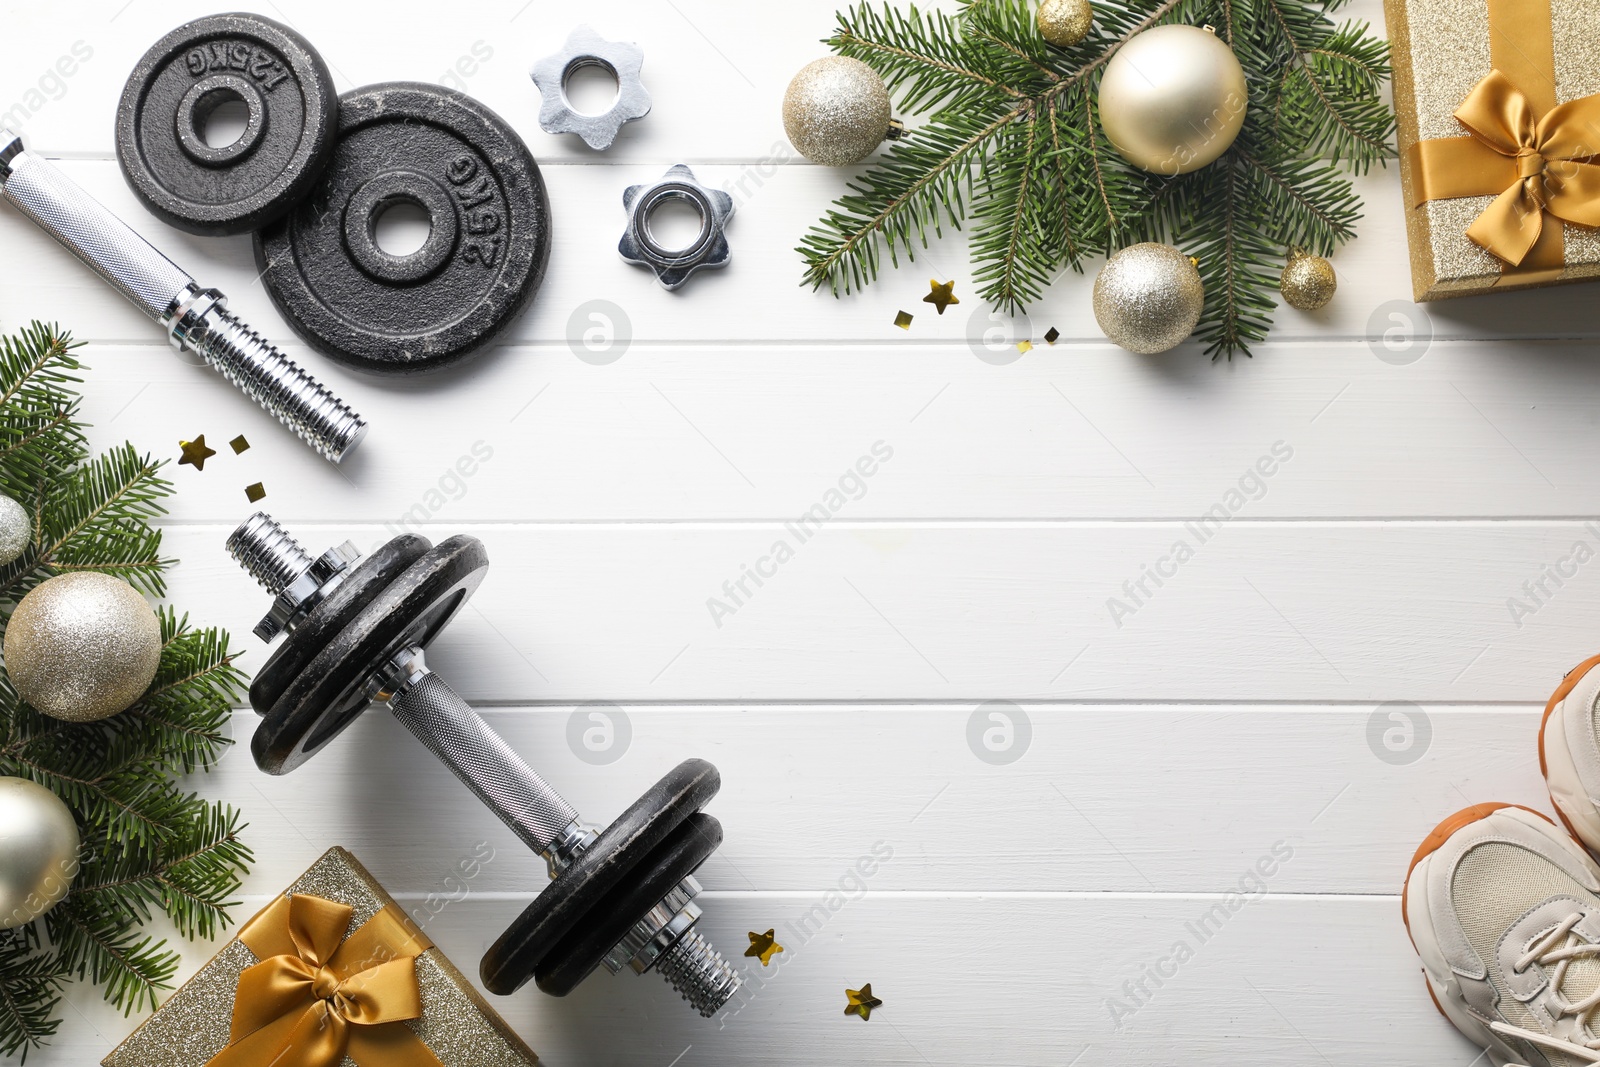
619;164;733;291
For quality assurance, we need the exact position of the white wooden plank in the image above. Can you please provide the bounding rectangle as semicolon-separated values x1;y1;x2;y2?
153;522;1600;703
26;893;1471;1067
57;334;1600;522
2;160;1596;347
188;705;1546;896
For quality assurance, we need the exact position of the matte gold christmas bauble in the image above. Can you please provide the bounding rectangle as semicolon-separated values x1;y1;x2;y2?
1037;0;1093;46
4;572;161;722
0;494;28;567
1097;24;1248;174
0;776;79;928
1093;242;1205;354
783;57;894;166
1279;248;1337;310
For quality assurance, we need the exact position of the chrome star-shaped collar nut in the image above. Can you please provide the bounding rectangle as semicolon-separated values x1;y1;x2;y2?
530;25;651;151
619;164;734;291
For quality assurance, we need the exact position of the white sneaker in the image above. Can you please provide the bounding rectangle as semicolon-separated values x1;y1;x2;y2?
1542;654;1600;852
1404;803;1600;1066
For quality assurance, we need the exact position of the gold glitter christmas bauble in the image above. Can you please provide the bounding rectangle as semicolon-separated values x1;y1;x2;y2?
1279;248;1337;310
0;494;28;567
783;57;893;167
4;572;161;723
1093;242;1205;354
0;776;79;928
1097;24;1247;174
1037;0;1093;46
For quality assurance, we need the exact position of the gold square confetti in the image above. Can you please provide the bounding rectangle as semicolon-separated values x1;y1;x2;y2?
1016;339;1033;354
244;482;266;503
229;435;250;454
893;311;913;329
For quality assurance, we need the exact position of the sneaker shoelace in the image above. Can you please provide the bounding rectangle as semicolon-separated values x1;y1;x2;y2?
1489;912;1600;1065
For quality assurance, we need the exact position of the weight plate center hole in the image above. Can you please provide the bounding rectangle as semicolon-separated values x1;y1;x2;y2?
342;170;460;286
644;194;709;257
373;198;434;258
176;74;267;165
562;58;620;117
201;92;250;148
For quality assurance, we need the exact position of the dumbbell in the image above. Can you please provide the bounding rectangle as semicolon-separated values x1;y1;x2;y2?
225;513;741;1016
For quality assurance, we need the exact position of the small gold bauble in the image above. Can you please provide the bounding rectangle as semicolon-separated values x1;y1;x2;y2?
1093;242;1205;354
0;776;79;928
783;56;893;167
1097;24;1248;174
4;571;161;723
1279;248;1337;310
0;494;28;567
1037;0;1093;47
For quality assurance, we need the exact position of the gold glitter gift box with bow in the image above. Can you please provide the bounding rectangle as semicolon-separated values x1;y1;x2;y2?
101;848;538;1067
1385;0;1600;300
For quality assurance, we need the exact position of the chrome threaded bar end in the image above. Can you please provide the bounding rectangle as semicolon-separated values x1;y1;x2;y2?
226;512;313;597
193;306;366;463
654;928;742;1017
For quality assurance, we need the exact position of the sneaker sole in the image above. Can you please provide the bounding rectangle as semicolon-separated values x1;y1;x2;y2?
1400;803;1559;1058
1539;652;1600;851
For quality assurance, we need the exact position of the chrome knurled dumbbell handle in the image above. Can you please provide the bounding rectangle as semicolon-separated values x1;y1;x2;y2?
390;671;580;856
0;129;366;463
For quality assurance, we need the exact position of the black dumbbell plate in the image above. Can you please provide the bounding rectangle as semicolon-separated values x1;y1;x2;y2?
250;532;432;716
535;813;723;996
254;535;487;774
481;758;721;995
116;13;338;235
255;81;551;373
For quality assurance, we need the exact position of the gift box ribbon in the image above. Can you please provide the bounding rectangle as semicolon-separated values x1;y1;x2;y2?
1407;0;1600;281
204;892;444;1067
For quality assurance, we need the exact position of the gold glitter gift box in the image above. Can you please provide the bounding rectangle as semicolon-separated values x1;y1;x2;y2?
102;848;538;1067
1385;0;1600;300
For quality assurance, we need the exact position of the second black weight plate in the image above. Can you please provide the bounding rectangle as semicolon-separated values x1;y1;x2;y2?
248;533;432;717
255;82;551;374
254;535;487;774
481;759;721;995
116;13;338;235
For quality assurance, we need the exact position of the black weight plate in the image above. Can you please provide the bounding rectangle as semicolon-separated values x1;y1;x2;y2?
481;759;721;995
253;535;487;774
255;82;551;374
249;533;432;716
116;13;338;235
535;814;723;997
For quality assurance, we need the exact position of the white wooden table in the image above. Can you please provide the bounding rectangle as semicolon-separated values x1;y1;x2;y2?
0;0;1580;1063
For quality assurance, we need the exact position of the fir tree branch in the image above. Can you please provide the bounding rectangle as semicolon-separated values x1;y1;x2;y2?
801;0;1393;356
0;322;250;1054
0;929;63;1061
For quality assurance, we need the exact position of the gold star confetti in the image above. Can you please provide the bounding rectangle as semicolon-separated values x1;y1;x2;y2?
1016;339;1034;354
244;482;266;503
922;279;960;315
745;930;784;966
1044;326;1060;344
894;310;914;330
229;434;250;454
178;435;217;471
844;983;883;1020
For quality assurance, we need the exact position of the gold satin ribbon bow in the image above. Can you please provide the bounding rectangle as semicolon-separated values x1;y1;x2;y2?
1413;69;1600;267
204;893;443;1067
